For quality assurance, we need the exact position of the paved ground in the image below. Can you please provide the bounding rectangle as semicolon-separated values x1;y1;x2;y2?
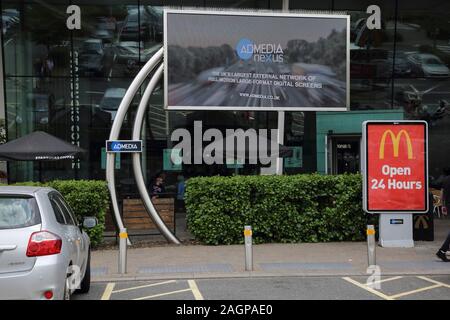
91;232;450;281
90;218;450;283
72;275;450;300
79;219;450;300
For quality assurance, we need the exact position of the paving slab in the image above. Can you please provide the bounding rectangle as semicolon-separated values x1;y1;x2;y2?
91;218;450;281
91;242;450;281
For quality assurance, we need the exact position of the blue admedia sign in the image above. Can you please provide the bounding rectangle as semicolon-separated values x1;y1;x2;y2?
106;140;143;153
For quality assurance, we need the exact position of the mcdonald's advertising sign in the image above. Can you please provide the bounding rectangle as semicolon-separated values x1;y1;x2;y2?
362;121;428;214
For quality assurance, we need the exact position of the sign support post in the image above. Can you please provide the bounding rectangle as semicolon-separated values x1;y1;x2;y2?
276;111;285;175
379;214;414;247
275;0;289;176
106;139;143;274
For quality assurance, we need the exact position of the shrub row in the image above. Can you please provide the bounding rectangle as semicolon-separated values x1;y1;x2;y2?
7;180;108;247
185;174;372;245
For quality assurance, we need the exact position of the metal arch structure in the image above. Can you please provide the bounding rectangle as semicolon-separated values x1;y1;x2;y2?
106;47;181;245
132;64;180;244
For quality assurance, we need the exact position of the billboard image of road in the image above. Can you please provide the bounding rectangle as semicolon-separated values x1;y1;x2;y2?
164;10;349;111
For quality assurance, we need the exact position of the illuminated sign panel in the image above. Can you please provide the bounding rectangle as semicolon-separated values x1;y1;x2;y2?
164;9;350;111
363;121;428;214
106;140;142;153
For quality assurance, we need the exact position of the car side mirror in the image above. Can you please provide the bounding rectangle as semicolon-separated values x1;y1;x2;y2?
82;216;98;229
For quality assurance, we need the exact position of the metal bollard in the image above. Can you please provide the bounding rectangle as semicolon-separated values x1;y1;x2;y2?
119;228;128;274
244;226;253;271
367;225;376;266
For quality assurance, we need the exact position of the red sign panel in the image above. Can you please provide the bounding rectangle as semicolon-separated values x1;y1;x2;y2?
363;121;428;213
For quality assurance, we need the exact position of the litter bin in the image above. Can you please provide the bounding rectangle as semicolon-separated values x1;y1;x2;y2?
413;192;434;241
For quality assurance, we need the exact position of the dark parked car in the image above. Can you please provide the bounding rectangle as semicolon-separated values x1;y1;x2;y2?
119;7;162;42
2;10;20;37
95;16;116;32
92;29;114;44
28;93;55;128
390;56;412;78
78;39;113;76
407;53;450;78
113;41;140;64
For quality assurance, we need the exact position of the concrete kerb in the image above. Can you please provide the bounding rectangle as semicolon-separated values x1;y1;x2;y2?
91;269;450;283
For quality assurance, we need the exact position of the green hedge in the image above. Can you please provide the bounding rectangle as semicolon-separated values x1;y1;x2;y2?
7;180;108;247
185;174;372;245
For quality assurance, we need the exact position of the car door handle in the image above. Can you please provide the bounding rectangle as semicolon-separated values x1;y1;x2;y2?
0;245;17;251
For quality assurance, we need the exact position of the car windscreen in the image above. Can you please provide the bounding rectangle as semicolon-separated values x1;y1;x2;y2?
34;96;49;111
425;58;442;65
0;196;41;230
117;46;138;55
128;14;138;23
100;97;121;110
82;43;101;53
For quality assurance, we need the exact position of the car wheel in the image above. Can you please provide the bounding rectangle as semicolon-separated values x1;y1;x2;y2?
77;249;91;294
413;69;424;78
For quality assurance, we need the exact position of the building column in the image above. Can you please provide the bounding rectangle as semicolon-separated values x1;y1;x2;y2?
0;26;8;182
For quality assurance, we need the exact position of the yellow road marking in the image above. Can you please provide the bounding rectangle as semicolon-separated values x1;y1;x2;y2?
389;284;442;299
101;283;115;300
188;280;204;300
133;289;191;300
367;276;403;286
342;277;393;300
416;276;450;289
112;280;176;294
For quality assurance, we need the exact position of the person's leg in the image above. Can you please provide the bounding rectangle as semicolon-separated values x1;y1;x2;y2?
440;231;450;252
436;231;450;262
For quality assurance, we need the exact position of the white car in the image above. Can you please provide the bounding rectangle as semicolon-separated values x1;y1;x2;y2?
0;187;96;300
99;88;127;121
407;53;450;78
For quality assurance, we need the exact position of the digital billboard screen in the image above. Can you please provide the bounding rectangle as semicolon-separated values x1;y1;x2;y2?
362;121;429;214
164;10;350;111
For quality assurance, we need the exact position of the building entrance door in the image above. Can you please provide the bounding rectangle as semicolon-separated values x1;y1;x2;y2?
328;135;361;174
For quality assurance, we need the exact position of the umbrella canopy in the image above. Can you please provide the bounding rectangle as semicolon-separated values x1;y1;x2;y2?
0;131;86;161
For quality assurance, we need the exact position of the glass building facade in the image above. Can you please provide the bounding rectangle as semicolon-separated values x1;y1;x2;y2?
1;0;450;194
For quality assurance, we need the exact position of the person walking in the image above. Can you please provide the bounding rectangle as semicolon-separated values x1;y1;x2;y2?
437;232;450;262
436;168;450;262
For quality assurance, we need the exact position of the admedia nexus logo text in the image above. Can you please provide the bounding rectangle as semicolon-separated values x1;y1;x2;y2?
236;38;284;63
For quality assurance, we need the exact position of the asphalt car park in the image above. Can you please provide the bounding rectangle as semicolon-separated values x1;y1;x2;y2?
73;279;202;300
72;275;450;300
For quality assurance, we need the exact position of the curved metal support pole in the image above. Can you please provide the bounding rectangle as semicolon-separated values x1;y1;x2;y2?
132;64;181;244
106;47;163;242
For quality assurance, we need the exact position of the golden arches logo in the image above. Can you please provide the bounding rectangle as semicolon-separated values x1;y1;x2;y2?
379;129;413;159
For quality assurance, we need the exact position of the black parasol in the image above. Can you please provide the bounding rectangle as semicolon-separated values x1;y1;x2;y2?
0;131;85;161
